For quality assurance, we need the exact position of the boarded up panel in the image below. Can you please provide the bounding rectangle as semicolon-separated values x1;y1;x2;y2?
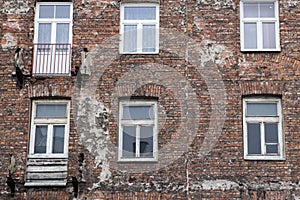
25;158;68;186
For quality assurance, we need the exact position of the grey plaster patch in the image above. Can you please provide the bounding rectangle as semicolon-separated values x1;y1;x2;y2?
76;97;111;182
2;33;17;49
201;179;240;191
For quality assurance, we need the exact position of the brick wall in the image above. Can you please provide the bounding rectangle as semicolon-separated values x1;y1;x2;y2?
0;0;300;199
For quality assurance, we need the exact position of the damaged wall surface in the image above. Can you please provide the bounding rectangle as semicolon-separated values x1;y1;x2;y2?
1;0;300;199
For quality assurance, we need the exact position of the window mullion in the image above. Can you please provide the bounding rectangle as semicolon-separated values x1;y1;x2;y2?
257;21;262;49
137;23;143;52
47;124;53;154
136;125;140;157
261;122;266;155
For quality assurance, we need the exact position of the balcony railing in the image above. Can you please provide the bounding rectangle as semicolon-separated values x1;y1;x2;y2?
33;44;71;75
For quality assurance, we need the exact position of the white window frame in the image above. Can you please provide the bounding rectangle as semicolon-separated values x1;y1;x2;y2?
33;2;73;75
120;3;159;54
29;100;70;158
240;0;280;51
118;99;158;162
243;97;284;160
34;2;73;45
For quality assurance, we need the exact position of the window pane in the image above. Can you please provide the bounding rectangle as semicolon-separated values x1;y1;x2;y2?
260;3;275;18
38;23;51;44
36;104;67;117
56;23;70;44
247;123;261;154
142;25;156;52
34;126;48;153
265;123;278;143
122;126;136;157
244;23;257;49
266;145;278;154
244;3;258;18
124;25;137;52
263;22;276;49
55;5;70;18
140;126;153;157
124;7;156;20
39;5;54;18
123;105;153;119
52;125;65;153
247;102;277;116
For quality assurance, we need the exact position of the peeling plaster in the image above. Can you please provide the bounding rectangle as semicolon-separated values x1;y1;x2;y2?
190;180;300;192
201;180;239;191
1;0;30;14
2;33;17;49
196;0;236;10
76;97;111;183
288;1;298;7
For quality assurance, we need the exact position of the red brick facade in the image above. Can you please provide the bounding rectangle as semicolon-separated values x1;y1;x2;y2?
0;0;300;199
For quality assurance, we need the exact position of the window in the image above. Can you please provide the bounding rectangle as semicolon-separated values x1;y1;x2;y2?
243;97;284;160
120;4;159;54
33;2;73;75
29;100;70;157
118;99;158;161
240;0;280;51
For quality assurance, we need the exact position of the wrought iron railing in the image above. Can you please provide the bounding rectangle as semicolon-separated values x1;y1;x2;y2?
33;44;71;75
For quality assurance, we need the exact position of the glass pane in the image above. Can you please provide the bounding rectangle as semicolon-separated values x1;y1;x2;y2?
142;25;156;52
244;3;258;18
122;126;136;157
265;123;278;143
140;126;153;157
39;5;54;18
244;23;257;49
263;22;276;49
38;23;51;44
55;5;70;18
56;23;69;44
123;105;153;119
124;7;156;20
260;3;275;18
34;126;48;153
52;125;65;153
266;145;278;154
124;25;137;52
247;123;261;154
247;102;277;116
36;104;67;118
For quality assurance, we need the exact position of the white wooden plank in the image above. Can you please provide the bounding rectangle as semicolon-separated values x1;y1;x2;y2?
26;166;67;172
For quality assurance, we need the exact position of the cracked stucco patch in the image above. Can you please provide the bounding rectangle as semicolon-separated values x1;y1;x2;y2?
75;97;111;183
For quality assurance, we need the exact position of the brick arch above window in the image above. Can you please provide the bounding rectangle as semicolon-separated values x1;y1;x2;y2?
239;81;284;96
28;83;72;98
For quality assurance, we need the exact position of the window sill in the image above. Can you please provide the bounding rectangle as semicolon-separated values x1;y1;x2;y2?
244;155;285;161
25;181;67;187
27;154;68;159
119;51;159;55
118;157;158;162
241;48;281;53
